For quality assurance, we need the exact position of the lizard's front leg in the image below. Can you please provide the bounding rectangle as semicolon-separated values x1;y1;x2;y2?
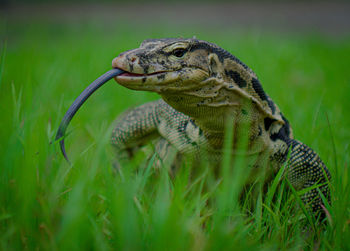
112;98;206;169
111;100;163;164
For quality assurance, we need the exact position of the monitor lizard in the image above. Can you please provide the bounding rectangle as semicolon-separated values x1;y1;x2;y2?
110;38;331;218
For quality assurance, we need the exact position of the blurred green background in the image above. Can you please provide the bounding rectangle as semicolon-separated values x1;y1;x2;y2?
0;1;349;250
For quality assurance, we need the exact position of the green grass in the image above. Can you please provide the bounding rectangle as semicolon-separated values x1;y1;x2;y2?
1;19;350;250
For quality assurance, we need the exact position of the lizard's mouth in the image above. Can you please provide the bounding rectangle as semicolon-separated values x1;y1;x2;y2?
113;67;174;90
117;70;168;78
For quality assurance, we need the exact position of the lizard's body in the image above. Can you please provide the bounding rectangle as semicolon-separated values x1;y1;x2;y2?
111;38;330;217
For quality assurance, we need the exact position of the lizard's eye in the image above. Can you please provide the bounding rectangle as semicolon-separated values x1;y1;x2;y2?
172;48;187;58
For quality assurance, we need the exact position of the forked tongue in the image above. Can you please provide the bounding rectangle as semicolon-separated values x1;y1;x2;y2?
55;68;124;163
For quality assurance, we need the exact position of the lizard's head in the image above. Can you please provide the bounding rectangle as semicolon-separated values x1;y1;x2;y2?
112;38;218;93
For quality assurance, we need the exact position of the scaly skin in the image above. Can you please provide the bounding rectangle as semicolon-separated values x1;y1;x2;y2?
111;38;331;217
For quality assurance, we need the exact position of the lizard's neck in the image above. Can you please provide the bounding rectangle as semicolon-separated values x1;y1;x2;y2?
161;92;291;154
161;93;232;134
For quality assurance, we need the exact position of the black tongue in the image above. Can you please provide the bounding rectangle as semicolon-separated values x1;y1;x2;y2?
55;68;124;163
